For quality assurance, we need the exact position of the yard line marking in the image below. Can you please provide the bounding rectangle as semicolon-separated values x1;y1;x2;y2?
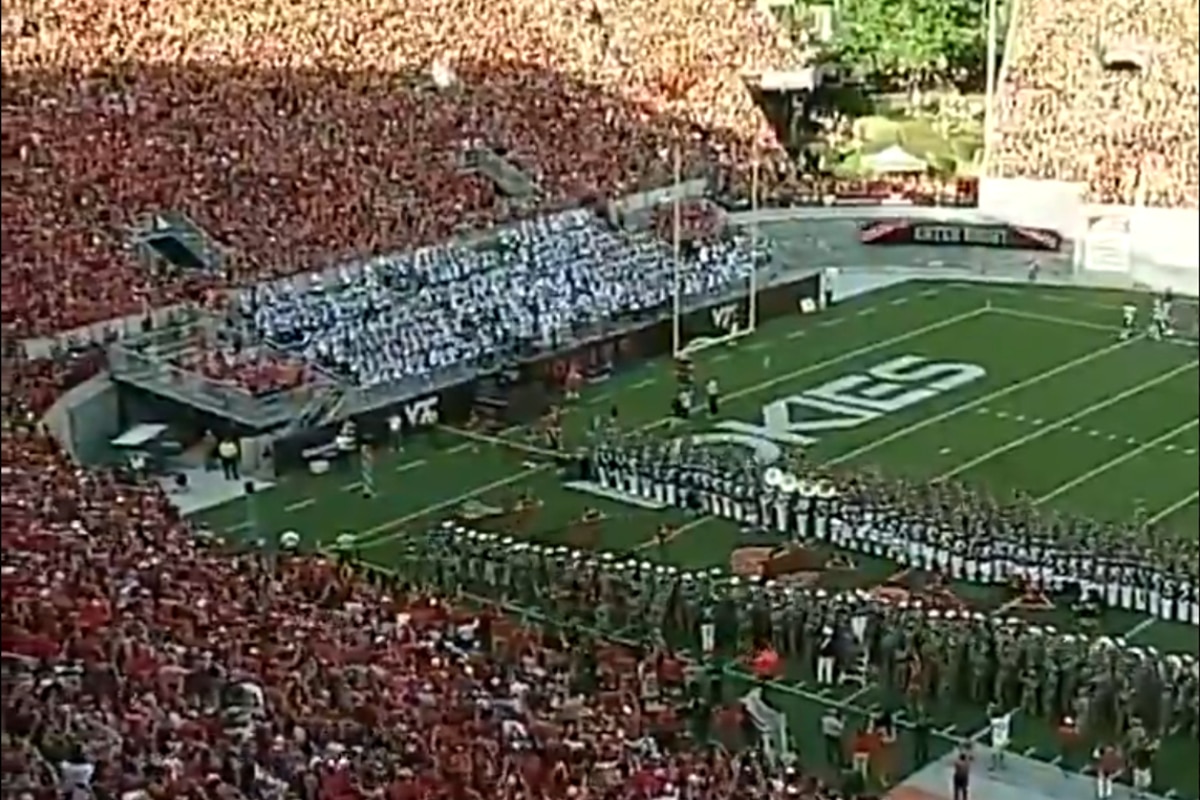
1147;490;1200;527
936;360;1198;480
840;685;873;705
989;306;1119;333
326;306;988;548
829;335;1143;465
633;515;713;550
284;497;317;512
1123;616;1159;639
396;459;428;473
350;467;549;547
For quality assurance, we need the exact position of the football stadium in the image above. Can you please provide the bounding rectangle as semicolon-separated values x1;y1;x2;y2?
3;0;1198;797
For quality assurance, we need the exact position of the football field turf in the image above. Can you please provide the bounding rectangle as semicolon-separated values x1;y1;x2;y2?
197;280;1199;795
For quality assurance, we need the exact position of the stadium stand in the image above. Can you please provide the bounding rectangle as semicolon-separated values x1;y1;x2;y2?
2;0;792;795
235;209;759;392
0;0;799;338
990;0;1199;207
4;0;1198;790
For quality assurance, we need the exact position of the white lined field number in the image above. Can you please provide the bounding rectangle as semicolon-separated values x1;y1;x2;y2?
690;355;987;463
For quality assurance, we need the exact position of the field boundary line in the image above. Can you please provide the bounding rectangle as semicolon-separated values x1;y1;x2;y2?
351;304;990;548
829;333;1143;465
987;305;1120;333
1033;418;1200;504
936;359;1198;480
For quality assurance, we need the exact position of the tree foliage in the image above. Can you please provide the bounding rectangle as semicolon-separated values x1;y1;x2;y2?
826;0;988;87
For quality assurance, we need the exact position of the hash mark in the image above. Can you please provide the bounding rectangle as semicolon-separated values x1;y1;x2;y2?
918;288;940;298
857;307;878;316
1126;437;1138;445
1022;746;1038;756
890;297;910;306
1185;448;1197;456
1164;444;1177;452
786;329;807;339
817;318;845;328
1070;425;1082;433
1013;414;1026;422
995;410;1009;418
1106;433;1117;441
712;353;731;362
977;407;990;414
1088;429;1101;437
1032;418;1045;426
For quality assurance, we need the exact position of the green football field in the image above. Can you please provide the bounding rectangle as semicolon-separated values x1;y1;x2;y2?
197;280;1199;796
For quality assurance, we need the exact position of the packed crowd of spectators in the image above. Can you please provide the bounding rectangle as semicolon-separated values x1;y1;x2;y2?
2;343;833;799
653;201;729;244
235;209;761;390
990;0;1199;207
174;346;311;397
1;0;800;339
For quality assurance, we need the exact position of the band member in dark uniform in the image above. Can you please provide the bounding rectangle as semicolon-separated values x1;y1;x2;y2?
706;377;720;416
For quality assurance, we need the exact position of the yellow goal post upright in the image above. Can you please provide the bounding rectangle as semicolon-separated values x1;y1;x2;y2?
670;144;762;360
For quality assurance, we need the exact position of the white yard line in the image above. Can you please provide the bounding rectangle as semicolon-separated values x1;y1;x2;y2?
936;360;1198;480
829;336;1143;466
987;306;1120;334
350;467;550;547
1033;419;1200;504
633;515;713;550
1123;616;1159;639
1146;489;1200;527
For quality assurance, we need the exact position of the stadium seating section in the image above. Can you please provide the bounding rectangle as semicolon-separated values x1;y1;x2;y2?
1;0;1196;793
991;0;1199;207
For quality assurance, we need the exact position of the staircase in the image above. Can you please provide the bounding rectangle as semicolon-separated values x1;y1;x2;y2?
131;211;225;274
280;385;347;439
461;146;539;200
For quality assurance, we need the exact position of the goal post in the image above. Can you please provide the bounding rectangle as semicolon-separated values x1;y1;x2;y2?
671;147;761;358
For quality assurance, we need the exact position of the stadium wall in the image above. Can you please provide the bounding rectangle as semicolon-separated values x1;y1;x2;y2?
41;373;121;465
980;177;1199;298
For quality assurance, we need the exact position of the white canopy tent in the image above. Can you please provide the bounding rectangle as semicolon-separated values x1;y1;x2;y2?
861;144;928;174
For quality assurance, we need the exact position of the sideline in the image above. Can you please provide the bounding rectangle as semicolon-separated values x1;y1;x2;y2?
350;304;989;549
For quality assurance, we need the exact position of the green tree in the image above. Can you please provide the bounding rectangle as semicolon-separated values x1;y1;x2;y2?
827;0;988;95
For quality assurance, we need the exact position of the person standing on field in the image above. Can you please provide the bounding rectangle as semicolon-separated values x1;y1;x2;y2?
706;377;720;415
